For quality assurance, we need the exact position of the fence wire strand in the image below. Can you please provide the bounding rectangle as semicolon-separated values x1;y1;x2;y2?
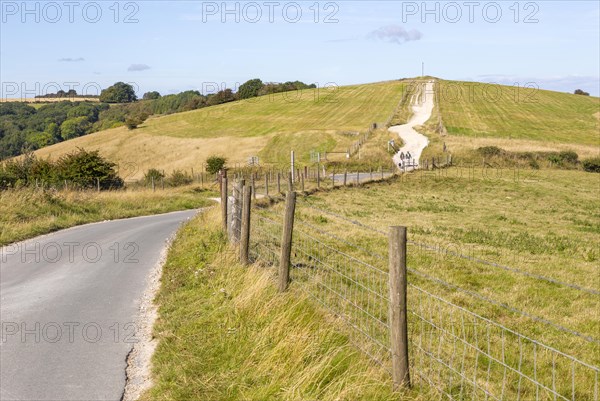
245;199;600;400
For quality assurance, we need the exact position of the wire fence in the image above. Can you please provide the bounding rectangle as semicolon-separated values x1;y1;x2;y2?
240;190;600;400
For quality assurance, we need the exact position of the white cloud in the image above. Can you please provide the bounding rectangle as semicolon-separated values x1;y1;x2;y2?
368;25;423;45
128;64;151;72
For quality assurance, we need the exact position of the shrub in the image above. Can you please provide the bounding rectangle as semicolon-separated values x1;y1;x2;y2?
167;170;193;187
477;146;504;158
144;168;165;185
547;150;579;167
124;113;148;130
206;155;227;175
558;150;578;164
55;148;123;189
582;157;600;173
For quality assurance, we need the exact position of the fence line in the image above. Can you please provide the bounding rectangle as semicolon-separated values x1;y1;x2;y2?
222;175;599;400
298;203;599;297
408;268;599;344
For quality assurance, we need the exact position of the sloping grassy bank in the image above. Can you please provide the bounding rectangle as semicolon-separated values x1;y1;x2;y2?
140;208;428;400
0;186;215;246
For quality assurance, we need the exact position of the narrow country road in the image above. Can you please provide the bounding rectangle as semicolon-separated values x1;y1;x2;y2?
0;210;197;401
390;80;435;171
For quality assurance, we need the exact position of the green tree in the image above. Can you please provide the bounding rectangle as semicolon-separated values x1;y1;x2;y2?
67;103;100;122
99;82;138;103
574;89;590;96
44;122;61;141
26;131;54;149
143;91;161;100
206;89;236;106
238;78;264;99
60;116;90;140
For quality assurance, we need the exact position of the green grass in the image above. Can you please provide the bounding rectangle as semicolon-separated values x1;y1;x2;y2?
261;168;599;354
141;208;431;400
36;80;407;178
0;186;216;246
251;167;599;398
140;81;406;140
437;80;600;145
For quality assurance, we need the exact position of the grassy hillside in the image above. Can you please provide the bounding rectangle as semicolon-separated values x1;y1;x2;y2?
36;81;406;178
437;80;599;146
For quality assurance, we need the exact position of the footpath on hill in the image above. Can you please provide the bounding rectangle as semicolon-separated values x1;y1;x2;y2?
389;80;435;171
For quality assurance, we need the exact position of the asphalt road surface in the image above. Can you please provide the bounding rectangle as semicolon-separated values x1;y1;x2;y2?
0;210;197;401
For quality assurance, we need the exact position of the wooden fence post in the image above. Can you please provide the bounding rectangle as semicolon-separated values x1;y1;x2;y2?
287;172;293;192
240;184;252;265
265;174;269;197
221;172;228;234
251;176;256;201
277;172;281;193
317;164;321;188
279;191;297;292
388;226;411;390
344;170;347;186
96;178;100;192
301;172;305;192
152;176;155;192
232;180;244;243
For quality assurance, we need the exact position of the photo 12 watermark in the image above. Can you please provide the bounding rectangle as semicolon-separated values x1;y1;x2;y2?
1;241;140;265
1;1;140;24
1;321;139;344
401;1;540;24
198;1;339;23
0;81;140;101
401;81;540;105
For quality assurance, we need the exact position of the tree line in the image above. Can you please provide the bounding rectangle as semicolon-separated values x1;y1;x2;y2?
0;78;316;160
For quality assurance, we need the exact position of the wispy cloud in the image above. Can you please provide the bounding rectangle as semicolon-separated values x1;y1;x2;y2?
58;57;85;62
128;64;151;72
368;25;423;45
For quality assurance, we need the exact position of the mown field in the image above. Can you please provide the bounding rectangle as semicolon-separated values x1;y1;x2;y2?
35;81;407;179
436;80;599;145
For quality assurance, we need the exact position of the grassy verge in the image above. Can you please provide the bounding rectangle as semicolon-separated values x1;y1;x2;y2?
0;185;216;246
140;208;430;400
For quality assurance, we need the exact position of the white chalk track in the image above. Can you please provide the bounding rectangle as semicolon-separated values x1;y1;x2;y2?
389;80;435;171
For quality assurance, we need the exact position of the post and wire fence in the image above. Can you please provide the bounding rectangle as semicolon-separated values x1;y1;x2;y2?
218;170;600;400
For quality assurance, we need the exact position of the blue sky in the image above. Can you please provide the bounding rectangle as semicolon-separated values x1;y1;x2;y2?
1;0;599;97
